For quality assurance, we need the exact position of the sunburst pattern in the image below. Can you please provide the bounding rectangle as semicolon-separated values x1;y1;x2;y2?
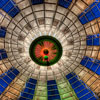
29;36;62;66
35;41;57;61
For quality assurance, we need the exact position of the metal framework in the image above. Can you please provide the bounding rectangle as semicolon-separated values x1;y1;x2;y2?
0;0;100;99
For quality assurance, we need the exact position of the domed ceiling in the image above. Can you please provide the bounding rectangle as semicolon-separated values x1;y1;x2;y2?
0;0;100;100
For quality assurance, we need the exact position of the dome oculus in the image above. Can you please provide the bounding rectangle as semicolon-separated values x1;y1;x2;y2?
29;36;63;66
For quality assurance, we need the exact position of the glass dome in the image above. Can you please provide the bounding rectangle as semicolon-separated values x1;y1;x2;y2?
0;0;100;100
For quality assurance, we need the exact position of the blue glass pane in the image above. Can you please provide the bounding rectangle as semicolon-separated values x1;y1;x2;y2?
0;49;6;53
89;2;96;8
31;0;44;5
12;68;20;76
23;88;35;94
87;34;100;46
87;35;93;39
96;33;100;37
78;1;100;24
48;85;58;90
0;79;8;88
85;61;93;69
87;39;93;45
47;80;61;100
92;6;100;18
74;85;85;94
3;75;12;84
26;83;36;89
21;93;33;99
0;0;20;18
48;90;59;95
19;97;30;100
7;72;15;80
3;1;14;13
0;67;19;95
72;81;81;89
1;53;8;59
19;78;37;100
95;59;100;63
80;56;100;75
58;0;72;8
97;2;100;9
80;59;87;66
8;6;20;18
93;38;99;45
88;96;98;100
69;77;77;84
85;11;95;21
79;93;93;100
66;72;76;79
47;80;56;85
78;16;88;24
0;27;6;38
0;0;9;8
28;78;37;84
0;49;8;60
48;95;60;100
66;72;99;99
91;63;99;72
77;89;89;98
96;66;100;75
0;85;5;93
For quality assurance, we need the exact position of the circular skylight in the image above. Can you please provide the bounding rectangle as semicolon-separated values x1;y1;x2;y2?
29;36;63;66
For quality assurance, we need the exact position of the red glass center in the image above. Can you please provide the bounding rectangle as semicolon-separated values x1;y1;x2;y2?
35;41;57;61
29;36;63;66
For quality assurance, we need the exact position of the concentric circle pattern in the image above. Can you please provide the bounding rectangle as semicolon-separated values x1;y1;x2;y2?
0;0;100;100
29;36;63;66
